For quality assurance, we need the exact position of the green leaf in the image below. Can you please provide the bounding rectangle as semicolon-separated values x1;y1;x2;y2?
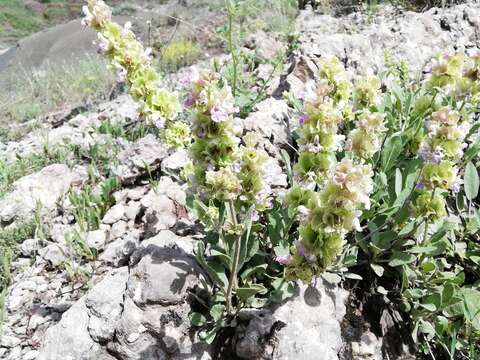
379;172;388;187
240;264;268;281
236;284;267;301
422;261;436;272
372;230;398;251
442;283;455;307
209;304;225;322
464;161;479;201
466;210;480;234
392;168;420;208
237;207;254;269
395;168;403;197
381;133;403;172
398;220;417;236
199;327;219;344
424;290;442;310
407;239;448;256
281;149;293;186
418;321;436;340
464;138;480;164
344;273;363;280
321;272;342;284
269;278;295;303
190;312;207;327
195;242;228;289
403;288;424;299
210;247;231;268
370;263;385;277
247;297;269;308
461;288;480;329
388;252;416;267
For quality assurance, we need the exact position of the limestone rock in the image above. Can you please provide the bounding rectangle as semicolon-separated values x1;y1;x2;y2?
20;238;42;257
243;98;291;146
37;298;116;360
113;135;168;184
244;31;285;61
38;244;66;267
296;2;480;75
85;229;109;250
141;189;178;237
273;281;349;360
0;164;75;223
109;232;211;360
86;268;129;343
162;149;190;172
127;235;200;306
111;220;128;239
100;230;141;267
102;204;125;224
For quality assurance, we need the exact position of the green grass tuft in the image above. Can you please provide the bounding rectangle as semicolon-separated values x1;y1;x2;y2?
161;39;202;71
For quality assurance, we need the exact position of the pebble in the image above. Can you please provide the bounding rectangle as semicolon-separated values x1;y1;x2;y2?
124;201;140;220
102;204;125;224
127;187;148;200
23;349;39;360
38;244;66;267
29;314;48;330
8;346;21;359
85;230;108;249
20;239;41;257
111;220;128;239
0;335;21;348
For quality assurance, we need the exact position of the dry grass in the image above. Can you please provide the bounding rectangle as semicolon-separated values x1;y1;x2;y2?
0;55;114;141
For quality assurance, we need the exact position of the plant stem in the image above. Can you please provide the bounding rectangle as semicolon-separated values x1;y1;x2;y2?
225;200;241;315
226;6;238;97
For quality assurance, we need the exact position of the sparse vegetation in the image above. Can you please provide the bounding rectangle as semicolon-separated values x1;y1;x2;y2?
69;176;120;232
161;39;202;71
0;0;46;41
0;220;37;291
0;146;72;197
0;55;114;142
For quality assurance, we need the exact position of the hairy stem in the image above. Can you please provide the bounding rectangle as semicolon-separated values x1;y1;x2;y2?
225;200;241;315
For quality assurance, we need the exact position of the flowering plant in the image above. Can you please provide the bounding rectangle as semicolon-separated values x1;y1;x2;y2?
82;0;182;133
84;1;480;356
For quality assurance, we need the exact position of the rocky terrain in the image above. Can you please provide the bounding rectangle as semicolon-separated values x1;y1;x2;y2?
1;1;480;360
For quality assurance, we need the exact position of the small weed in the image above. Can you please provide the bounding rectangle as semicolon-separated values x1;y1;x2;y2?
0;219;37;292
97;119;157;142
69;140;120;178
0;288;6;334
69;176;120;231
235;0;298;36
161;39;202;71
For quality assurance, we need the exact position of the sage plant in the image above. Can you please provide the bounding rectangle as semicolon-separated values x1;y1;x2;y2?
284;57;379;282
82;0;181;130
183;68;276;314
